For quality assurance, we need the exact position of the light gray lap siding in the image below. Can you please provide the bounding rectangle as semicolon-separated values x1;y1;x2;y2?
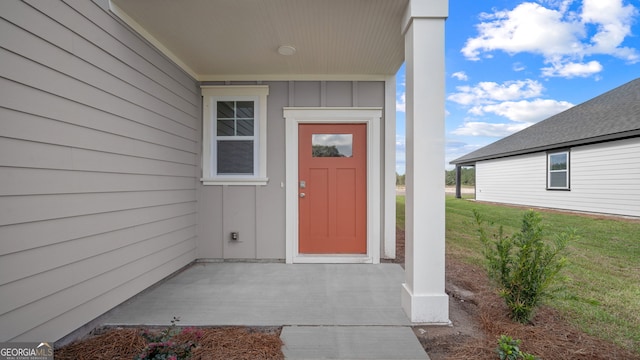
476;137;640;217
0;0;199;342
0;138;196;176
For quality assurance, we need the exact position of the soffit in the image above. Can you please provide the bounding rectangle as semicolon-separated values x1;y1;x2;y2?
110;0;408;80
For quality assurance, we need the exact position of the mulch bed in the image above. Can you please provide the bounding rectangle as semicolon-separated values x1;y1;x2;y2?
446;257;640;360
55;327;284;360
389;226;639;359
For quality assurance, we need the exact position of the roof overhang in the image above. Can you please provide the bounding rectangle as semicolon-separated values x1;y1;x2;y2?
450;130;640;166
109;0;409;81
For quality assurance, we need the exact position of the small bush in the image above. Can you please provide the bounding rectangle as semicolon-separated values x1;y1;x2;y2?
135;317;203;360
474;209;576;323
496;335;538;360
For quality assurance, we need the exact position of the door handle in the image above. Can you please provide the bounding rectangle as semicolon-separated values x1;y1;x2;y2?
299;193;306;198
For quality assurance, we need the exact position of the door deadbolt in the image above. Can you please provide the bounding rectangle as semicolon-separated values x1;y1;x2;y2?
300;193;306;198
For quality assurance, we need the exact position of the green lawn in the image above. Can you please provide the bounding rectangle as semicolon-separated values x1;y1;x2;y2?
398;195;640;354
396;195;405;230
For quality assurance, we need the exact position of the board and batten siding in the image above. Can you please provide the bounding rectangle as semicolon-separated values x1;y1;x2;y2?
196;80;385;259
476;137;640;217
0;0;200;342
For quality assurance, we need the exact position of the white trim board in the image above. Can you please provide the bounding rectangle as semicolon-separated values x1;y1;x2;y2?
384;76;397;259
283;108;382;264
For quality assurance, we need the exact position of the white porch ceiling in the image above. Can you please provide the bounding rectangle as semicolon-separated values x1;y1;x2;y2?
110;0;408;80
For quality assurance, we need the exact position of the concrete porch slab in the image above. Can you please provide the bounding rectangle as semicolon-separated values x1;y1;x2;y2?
101;262;429;359
103;262;411;327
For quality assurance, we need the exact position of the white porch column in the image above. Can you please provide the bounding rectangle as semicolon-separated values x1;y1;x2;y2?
401;0;450;324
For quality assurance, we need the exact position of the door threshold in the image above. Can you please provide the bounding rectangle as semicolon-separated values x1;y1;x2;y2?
293;254;374;264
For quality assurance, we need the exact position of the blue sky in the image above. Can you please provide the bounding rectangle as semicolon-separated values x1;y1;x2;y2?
395;0;640;173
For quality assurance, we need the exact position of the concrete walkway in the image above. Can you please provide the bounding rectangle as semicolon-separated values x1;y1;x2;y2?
102;262;429;359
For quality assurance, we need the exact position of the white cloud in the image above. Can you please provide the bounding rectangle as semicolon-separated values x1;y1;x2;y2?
448;79;574;138
396;135;406;152
446;140;484;155
461;0;639;78
448;79;544;105
446;141;485;168
462;3;583;60
452;71;469;81
581;0;639;61
396;92;405;112
469;99;574;122
512;62;526;71
451;121;533;137
541;60;603;77
538;0;573;12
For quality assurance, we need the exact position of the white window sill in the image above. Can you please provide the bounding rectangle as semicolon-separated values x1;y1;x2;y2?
201;177;269;186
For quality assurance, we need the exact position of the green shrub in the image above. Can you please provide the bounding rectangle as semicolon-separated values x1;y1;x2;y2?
474;209;576;323
496;335;538;360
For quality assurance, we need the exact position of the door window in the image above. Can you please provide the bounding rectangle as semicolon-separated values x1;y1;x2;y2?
312;134;353;157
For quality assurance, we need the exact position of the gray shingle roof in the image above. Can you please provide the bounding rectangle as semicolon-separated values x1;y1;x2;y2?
450;77;640;165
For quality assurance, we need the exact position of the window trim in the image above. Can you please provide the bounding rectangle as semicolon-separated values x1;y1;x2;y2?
201;85;269;185
547;150;570;190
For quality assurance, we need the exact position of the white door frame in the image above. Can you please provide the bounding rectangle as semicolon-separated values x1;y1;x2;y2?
283;107;382;264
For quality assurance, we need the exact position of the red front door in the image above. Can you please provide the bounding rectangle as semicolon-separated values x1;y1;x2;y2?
298;124;367;254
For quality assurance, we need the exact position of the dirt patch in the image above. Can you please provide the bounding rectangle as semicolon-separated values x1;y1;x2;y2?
445;186;475;195
387;228;640;360
382;227;405;266
396;186;476;196
435;257;638;359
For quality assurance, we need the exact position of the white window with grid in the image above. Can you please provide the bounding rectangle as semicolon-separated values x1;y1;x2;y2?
201;86;269;185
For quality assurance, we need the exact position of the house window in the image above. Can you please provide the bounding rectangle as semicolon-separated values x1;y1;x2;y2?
201;86;269;185
312;134;353;157
547;151;569;190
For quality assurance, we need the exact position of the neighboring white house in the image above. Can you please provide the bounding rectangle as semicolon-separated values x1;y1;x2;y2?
0;0;449;343
451;78;640;218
